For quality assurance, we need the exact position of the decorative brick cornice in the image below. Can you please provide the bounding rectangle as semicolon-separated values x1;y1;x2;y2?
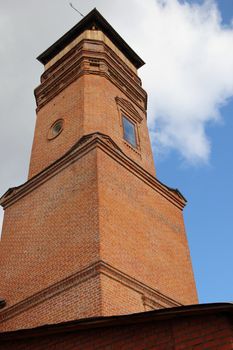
115;96;143;123
99;262;181;308
0;263;99;324
35;39;147;112
142;295;164;310
0;133;186;210
0;261;181;324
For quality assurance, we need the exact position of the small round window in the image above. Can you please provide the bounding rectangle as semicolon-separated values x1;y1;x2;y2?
48;119;64;140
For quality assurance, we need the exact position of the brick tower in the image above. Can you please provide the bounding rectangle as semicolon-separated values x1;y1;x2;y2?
0;9;197;331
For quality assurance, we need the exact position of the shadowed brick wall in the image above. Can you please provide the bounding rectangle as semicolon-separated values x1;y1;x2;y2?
1;313;232;350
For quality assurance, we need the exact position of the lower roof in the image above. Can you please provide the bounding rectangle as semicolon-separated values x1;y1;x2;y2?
0;303;232;340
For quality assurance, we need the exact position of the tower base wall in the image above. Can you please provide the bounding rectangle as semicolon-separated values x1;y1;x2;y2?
0;134;197;331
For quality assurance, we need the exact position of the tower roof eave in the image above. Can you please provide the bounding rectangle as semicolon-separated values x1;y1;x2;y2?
37;8;145;69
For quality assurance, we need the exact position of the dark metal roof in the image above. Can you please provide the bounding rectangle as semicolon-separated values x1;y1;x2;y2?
0;303;232;339
37;8;145;69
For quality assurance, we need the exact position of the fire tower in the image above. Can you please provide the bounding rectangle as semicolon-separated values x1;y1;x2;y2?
0;9;197;331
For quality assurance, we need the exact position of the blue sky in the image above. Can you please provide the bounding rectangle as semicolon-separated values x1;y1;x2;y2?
156;0;233;303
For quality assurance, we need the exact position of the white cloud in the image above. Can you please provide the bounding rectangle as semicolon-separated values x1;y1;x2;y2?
133;0;233;163
75;0;233;163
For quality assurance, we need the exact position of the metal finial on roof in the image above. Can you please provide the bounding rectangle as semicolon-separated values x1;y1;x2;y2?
37;8;145;69
69;2;84;17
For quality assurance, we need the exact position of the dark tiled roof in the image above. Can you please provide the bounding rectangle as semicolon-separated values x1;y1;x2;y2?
37;8;145;69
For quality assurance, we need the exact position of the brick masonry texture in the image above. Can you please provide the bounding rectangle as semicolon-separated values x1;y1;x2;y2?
0;21;197;332
29;73;155;179
0;276;102;332
98;148;197;306
0;140;197;331
0;149;99;307
0;312;232;349
28;76;85;179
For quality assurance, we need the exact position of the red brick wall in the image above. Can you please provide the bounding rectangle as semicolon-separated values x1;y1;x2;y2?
0;141;197;331
98;148;197;305
82;74;155;176
0;32;197;331
1;313;232;350
0;275;102;332
28;76;85;179
29;65;155;179
0;149;99;307
100;274;146;316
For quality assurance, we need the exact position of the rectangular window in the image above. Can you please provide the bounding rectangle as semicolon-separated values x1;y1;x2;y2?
122;116;137;147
